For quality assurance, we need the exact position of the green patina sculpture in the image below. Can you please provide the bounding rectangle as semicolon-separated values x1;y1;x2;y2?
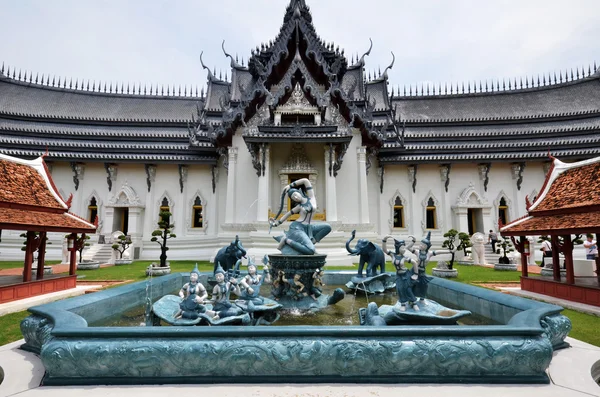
213;235;246;274
345;229;386;277
382;235;418;310
269;178;331;255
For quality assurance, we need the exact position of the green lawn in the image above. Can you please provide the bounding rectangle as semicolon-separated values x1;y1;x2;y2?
0;260;61;270
562;308;600;347
1;260;599;348
0;310;30;346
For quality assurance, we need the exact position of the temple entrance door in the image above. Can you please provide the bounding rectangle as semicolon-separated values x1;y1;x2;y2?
467;208;483;235
112;208;129;235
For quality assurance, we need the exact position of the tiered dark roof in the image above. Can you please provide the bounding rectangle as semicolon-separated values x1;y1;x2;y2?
380;74;600;164
0;76;216;164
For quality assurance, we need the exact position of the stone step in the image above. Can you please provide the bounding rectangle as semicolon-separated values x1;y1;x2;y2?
82;244;113;263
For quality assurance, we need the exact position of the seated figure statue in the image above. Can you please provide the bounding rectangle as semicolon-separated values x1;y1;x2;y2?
239;255;271;304
310;268;325;300
269;178;331;255
175;264;211;320
209;263;243;320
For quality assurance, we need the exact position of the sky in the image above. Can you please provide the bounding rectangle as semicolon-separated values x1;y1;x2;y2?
1;0;599;94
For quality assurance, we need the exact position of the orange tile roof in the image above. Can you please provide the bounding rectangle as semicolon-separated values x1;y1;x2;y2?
532;161;600;213
0;159;65;210
501;210;600;235
0;207;95;232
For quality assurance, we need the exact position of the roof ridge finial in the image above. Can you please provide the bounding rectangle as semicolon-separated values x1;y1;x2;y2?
355;38;373;67
222;40;244;69
199;51;217;82
380;52;395;80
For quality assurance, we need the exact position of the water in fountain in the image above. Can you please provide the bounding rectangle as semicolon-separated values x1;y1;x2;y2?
143;269;153;326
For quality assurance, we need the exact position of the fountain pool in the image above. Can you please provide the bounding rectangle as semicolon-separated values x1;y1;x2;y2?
20;271;571;385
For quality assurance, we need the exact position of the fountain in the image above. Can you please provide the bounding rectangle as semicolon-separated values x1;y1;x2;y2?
17;178;572;384
266;178;345;311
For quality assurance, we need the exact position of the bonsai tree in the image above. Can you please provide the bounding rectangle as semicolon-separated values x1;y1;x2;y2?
151;210;176;267
111;235;132;259
498;236;514;264
458;232;472;256
441;229;459;269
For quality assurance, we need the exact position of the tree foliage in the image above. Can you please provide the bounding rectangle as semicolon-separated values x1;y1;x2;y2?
151;211;176;267
498;236;514;264
111;235;132;259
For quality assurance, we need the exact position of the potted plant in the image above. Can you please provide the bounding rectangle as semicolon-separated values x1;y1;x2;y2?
494;236;517;271
458;232;472;257
441;229;459;269
111;235;133;265
148;210;176;276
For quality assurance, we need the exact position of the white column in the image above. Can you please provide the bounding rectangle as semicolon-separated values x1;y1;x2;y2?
357;146;370;224
455;208;469;233
224;147;238;224
440;165;449;230
178;166;188;235
407;166;417;234
256;145;270;222
128;207;144;259
510;163;522;218
323;146;338;221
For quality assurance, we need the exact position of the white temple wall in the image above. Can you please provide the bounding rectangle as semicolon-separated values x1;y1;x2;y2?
334;131;362;225
230;132;259;227
0;154;561;263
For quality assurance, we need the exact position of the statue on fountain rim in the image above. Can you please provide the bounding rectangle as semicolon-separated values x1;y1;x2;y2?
382;236;419;311
175;264;210;320
412;231;451;304
238;255;271;304
269;178;331;255
208;263;243;320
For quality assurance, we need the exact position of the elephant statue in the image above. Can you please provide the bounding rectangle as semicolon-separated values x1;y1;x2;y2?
346;230;386;277
213;235;246;275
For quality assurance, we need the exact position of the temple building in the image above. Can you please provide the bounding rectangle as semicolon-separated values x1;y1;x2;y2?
0;0;599;264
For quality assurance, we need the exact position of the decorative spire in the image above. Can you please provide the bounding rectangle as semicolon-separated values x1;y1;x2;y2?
353;38;373;68
222;40;244;69
199;51;217;83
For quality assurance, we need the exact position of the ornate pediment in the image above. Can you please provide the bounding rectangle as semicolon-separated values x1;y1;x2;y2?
456;182;489;207
278;83;318;114
279;143;317;175
274;83;321;126
108;182;142;207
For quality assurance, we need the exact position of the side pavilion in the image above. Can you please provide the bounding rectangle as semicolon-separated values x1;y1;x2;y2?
501;155;600;306
0;153;96;303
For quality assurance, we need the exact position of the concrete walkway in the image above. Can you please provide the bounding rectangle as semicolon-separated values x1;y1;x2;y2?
0;262;113;277
0;285;103;316
499;287;600;317
0;337;599;397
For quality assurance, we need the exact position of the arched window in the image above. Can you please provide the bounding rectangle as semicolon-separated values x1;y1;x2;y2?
88;197;98;223
498;197;508;226
426;197;437;229
393;197;404;228
192;196;203;228
159;197;171;226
